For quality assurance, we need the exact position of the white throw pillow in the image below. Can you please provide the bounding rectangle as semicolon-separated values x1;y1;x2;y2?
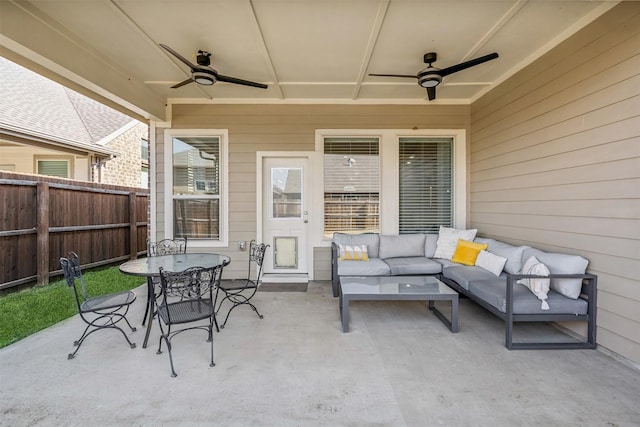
517;256;551;310
433;226;478;260
475;250;507;276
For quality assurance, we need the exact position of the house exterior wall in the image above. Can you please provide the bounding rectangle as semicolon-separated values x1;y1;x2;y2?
155;104;470;278
0;121;148;188
102;122;149;188
470;3;640;365
0;143;89;180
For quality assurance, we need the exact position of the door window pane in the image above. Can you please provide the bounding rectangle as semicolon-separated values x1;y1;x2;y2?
272;167;302;219
399;137;453;233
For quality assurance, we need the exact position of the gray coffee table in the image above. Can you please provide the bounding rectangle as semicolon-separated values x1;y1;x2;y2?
339;276;459;333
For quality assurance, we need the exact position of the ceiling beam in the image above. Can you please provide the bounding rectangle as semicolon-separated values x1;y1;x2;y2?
351;0;390;101
249;0;283;99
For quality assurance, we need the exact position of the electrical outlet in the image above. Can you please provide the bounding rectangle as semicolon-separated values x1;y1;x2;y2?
238;240;246;251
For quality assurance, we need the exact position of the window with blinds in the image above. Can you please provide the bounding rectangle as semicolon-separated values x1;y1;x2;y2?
37;159;68;178
323;137;380;238
399;137;453;233
172;136;221;239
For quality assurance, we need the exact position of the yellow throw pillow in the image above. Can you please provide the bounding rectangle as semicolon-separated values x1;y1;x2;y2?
338;244;369;261
451;239;488;266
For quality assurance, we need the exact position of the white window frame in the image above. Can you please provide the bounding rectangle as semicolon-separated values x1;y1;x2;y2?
313;129;466;245
163;128;229;248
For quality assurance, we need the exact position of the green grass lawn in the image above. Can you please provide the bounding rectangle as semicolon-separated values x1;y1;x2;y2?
0;266;145;349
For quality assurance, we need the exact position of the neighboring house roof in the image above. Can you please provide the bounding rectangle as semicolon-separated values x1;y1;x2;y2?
0;57;139;157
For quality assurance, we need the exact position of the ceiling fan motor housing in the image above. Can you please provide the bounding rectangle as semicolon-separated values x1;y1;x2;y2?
196;50;211;66
423;52;437;64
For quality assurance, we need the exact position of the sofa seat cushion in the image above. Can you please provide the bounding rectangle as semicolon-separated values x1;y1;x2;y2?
384;257;442;275
337;258;390;276
442;265;501;291
468;280;589;315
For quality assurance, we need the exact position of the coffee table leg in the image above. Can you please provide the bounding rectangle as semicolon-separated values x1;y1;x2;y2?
340;294;350;332
429;297;459;333
451;296;459;333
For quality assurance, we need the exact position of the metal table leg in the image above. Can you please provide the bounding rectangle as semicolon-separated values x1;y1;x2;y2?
142;277;155;348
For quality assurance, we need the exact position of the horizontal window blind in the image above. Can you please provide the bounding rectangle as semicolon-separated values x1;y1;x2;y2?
172;137;220;195
37;160;68;178
324;137;380;236
399;137;453;234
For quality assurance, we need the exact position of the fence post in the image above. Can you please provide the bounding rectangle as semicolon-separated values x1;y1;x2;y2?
37;182;50;286
129;192;137;260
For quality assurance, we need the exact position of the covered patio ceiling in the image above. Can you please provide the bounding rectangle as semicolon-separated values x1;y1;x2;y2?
0;0;620;121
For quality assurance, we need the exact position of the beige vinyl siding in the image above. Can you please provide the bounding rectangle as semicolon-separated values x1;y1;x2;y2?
153;125;166;241
470;3;640;365
157;104;469;279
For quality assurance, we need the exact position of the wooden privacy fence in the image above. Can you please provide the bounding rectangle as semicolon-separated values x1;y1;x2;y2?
0;172;149;291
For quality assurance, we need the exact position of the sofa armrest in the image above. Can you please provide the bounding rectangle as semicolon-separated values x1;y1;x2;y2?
331;242;339;297
505;273;597;312
504;273;597;349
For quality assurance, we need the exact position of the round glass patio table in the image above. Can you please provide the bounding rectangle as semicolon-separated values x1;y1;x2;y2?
120;253;231;348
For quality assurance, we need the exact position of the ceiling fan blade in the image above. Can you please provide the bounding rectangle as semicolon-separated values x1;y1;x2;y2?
159;44;199;71
369;73;417;79
171;78;195;89
438;52;499;77
427;86;436;101
216;74;268;89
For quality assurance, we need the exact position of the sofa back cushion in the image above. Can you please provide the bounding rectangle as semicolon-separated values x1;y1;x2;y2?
333;233;380;258
425;234;439;258
485;240;528;275
522;248;588;299
379;234;426;259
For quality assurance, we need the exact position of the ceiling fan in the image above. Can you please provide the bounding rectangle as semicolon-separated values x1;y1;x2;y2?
369;52;498;100
159;44;268;89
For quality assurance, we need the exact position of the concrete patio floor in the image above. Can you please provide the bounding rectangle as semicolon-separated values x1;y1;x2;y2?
1;281;639;426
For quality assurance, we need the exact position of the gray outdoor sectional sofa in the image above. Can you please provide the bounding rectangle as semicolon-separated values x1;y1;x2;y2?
331;230;597;350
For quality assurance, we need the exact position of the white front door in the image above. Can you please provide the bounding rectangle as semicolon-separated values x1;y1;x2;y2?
261;156;309;274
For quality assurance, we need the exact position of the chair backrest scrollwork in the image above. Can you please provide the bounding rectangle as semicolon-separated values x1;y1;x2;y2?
148;238;188;256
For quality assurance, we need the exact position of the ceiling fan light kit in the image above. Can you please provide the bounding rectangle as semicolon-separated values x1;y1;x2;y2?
192;72;216;85
418;74;441;88
370;51;499;101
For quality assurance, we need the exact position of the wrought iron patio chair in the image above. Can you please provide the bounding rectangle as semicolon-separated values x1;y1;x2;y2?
148;237;188;257
142;237;188;327
156;264;224;377
215;241;269;329
59;252;137;360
